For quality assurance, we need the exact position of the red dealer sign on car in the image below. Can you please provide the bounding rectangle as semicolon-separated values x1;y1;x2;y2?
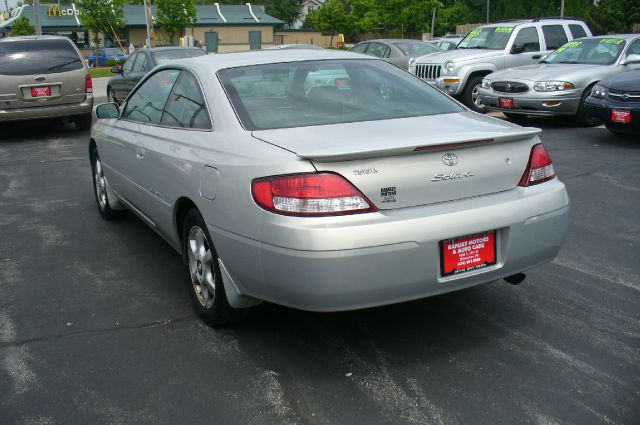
441;231;497;276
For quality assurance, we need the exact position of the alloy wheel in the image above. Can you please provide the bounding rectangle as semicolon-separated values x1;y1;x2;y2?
94;157;108;210
187;226;216;309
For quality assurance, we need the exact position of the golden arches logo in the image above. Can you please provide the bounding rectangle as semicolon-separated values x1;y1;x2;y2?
47;5;62;17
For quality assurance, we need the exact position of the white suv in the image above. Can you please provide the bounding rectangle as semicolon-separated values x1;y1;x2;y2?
409;18;592;112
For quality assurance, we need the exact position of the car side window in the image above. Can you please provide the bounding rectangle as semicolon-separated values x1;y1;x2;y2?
626;39;640;56
542;25;569;50
132;54;147;72
513;27;540;52
351;43;368;54
366;43;387;58
122;69;180;125
160;71;212;129
123;53;137;73
569;24;587;39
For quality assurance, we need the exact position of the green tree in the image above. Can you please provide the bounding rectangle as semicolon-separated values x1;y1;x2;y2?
10;16;35;36
156;0;197;44
77;0;126;51
306;0;352;43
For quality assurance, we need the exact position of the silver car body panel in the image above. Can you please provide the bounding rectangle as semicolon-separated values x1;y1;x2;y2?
92;50;569;312
479;34;640;116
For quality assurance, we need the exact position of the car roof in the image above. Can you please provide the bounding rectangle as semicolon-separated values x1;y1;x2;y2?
360;39;428;44
135;47;206;53
579;34;639;41
0;35;75;43
164;49;374;73
481;18;587;28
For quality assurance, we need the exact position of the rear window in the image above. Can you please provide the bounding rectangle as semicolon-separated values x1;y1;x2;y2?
218;59;463;131
569;24;587;39
152;49;206;64
542;25;569;50
0;39;83;75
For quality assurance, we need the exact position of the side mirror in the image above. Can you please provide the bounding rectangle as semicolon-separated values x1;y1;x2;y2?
622;53;640;65
511;43;525;54
111;66;122;74
96;103;120;119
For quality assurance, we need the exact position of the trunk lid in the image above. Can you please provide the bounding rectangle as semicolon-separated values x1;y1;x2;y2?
252;112;541;209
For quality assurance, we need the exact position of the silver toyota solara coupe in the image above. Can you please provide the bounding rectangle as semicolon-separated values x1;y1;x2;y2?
478;34;640;124
89;50;569;325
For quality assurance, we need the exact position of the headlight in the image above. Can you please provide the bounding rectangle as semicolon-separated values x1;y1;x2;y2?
443;60;455;75
591;84;607;99
408;57;416;74
482;79;490;89
533;81;574;92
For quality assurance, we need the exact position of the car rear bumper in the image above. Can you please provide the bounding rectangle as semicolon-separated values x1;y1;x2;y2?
215;180;569;312
479;89;581;116
0;96;93;122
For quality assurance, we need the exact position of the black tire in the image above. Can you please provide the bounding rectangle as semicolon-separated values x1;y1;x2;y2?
107;87;118;104
182;209;247;326
503;112;528;122
576;84;599;127
461;75;487;113
75;113;93;131
91;150;125;220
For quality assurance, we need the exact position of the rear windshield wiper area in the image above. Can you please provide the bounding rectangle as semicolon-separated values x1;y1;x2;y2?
48;58;81;71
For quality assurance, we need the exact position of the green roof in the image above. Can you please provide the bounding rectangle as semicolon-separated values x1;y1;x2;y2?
0;4;283;30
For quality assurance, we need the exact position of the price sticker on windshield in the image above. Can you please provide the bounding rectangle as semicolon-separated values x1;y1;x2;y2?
495;27;514;33
600;38;624;44
555;41;581;52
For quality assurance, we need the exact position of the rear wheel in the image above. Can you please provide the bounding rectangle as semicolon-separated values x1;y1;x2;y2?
75;113;92;131
107;87;118;104
182;209;247;326
461;76;487;113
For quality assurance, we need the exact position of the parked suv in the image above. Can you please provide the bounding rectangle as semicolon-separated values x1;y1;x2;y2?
0;35;93;131
409;18;592;112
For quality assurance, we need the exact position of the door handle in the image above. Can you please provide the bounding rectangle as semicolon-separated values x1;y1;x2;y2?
532;55;542;59
136;147;145;160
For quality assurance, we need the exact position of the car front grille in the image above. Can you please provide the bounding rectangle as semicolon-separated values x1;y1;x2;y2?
609;88;640;102
415;64;441;80
491;81;529;94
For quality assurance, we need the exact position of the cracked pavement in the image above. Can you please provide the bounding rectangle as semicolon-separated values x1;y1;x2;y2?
0;116;638;425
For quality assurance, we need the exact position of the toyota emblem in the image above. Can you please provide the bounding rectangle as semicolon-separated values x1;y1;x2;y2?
442;153;458;166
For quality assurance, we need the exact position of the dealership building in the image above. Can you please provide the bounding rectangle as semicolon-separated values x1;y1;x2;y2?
0;3;284;53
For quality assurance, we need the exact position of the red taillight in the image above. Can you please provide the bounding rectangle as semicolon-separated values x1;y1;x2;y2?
252;172;377;216
86;74;93;93
518;143;556;187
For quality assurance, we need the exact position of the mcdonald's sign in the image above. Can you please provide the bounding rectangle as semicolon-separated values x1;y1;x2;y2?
47;4;80;17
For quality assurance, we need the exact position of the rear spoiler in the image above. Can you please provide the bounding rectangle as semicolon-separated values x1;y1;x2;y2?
295;127;541;162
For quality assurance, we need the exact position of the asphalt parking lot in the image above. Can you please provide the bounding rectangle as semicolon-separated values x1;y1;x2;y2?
1;103;638;423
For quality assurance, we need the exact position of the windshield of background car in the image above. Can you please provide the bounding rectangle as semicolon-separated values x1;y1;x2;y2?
0;39;83;75
543;38;626;65
392;41;440;56
152;49;206;64
218;59;464;130
457;26;514;50
104;48;123;56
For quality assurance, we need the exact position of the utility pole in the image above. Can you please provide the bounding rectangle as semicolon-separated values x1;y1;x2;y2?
430;8;436;39
144;0;154;48
560;0;565;17
486;0;490;24
33;0;42;35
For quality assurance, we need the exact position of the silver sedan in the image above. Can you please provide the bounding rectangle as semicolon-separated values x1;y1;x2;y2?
90;50;569;325
350;39;441;69
478;34;640;124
